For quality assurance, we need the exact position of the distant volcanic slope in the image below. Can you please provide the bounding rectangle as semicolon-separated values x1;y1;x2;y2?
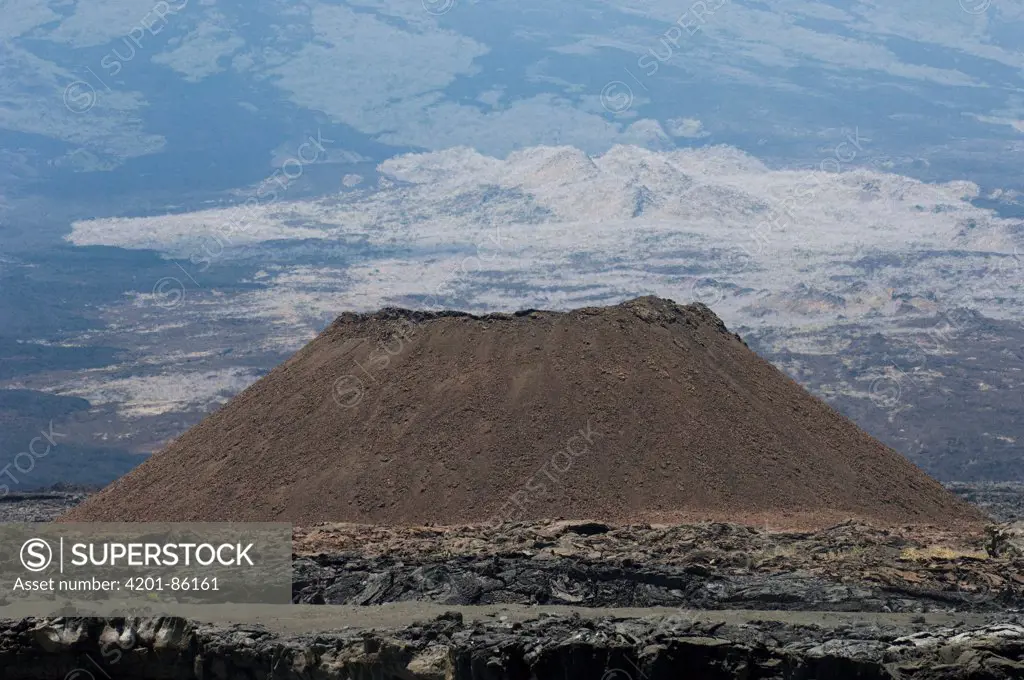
63;297;983;526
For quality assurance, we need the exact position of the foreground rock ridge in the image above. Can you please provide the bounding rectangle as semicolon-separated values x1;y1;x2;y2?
289;520;1024;612
63;296;983;526
1;613;1022;680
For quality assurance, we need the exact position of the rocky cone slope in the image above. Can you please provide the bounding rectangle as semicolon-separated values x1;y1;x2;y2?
64;297;981;527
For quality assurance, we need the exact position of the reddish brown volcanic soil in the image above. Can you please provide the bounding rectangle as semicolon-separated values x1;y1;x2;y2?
63;297;984;526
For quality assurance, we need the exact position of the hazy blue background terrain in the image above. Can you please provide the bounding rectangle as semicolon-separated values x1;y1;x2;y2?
2;0;1023;489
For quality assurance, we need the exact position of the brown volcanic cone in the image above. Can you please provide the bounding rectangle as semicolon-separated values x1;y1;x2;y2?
63;297;983;526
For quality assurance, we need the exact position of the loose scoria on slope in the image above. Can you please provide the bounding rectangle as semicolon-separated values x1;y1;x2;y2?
63;297;984;526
